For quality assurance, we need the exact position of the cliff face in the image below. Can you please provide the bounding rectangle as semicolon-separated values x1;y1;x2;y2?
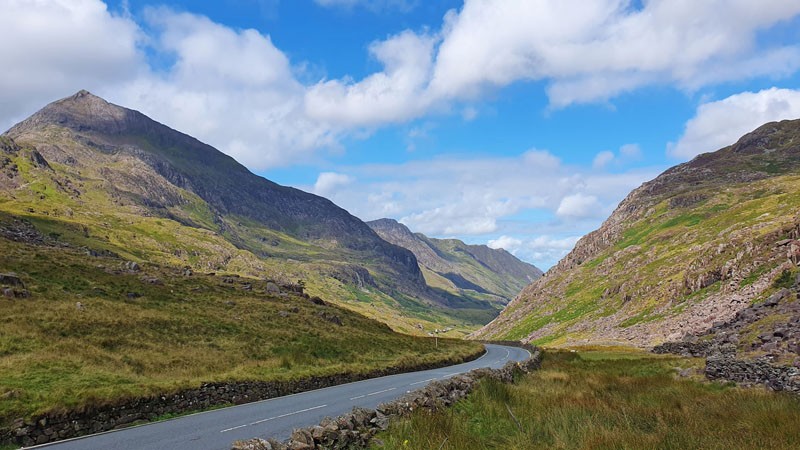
474;119;800;347
368;218;542;303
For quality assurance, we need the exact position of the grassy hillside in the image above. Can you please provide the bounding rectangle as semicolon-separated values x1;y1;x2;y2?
0;92;499;336
375;350;800;449
0;222;481;427
475;119;800;347
367;219;542;317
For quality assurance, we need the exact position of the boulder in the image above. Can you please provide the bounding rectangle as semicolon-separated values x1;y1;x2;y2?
265;282;281;294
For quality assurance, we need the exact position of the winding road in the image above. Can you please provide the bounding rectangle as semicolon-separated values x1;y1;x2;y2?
28;344;529;450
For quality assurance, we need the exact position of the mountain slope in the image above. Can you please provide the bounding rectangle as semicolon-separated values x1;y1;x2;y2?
0;91;495;334
474;119;800;347
367;218;542;305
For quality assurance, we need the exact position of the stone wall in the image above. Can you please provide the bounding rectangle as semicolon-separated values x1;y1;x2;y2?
232;346;542;450
705;355;800;394
651;341;713;357
3;349;485;447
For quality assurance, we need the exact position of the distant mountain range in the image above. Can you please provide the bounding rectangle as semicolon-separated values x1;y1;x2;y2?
0;90;539;336
474;119;800;351
368;218;542;306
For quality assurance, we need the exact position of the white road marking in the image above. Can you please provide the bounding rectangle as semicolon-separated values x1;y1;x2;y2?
350;387;397;400
442;373;459;379
409;378;436;386
220;404;328;432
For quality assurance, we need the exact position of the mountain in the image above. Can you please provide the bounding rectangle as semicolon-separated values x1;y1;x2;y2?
473;119;800;348
367;218;542;305
0;91;495;335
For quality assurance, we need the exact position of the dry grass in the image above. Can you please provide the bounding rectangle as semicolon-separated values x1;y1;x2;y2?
375;350;800;449
0;240;481;427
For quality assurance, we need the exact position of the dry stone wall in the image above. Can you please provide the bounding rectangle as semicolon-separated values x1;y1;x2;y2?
232;346;542;450
3;350;484;447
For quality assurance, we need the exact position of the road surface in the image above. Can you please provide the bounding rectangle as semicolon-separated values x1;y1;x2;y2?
29;344;529;450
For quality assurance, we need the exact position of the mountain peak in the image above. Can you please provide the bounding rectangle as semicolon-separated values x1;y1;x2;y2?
6;90;132;138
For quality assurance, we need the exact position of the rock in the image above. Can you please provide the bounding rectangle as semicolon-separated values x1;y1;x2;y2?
182;267;193;277
289;428;314;449
232;439;273;450
124;261;140;272
265;282;281;294
764;289;789;307
308;296;325;306
2;287;15;299
0;272;24;287
278;311;289;318
126;292;141;299
76;302;85;311
317;311;343;326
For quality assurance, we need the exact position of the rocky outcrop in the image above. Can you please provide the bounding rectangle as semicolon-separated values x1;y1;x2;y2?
4;349;485;447
705;356;800;394
0;272;29;299
232;347;542;450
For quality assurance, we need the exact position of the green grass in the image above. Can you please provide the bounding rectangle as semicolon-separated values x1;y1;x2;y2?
0;239;481;428
375;350;800;449
482;173;800;344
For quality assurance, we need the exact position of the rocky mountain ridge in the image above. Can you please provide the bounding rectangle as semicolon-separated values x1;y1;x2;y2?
367;218;542;303
474;119;800;347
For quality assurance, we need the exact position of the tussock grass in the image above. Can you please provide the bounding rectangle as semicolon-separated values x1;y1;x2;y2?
375;350;800;449
0;240;481;427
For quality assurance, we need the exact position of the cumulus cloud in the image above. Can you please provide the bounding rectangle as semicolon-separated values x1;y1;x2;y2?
308;150;659;267
592;151;615;169
556;193;603;219
0;0;141;127
489;235;580;268
669;88;800;160
313;172;354;196
305;0;800;128
305;30;437;127
487;236;523;253
592;143;642;169
113;8;337;170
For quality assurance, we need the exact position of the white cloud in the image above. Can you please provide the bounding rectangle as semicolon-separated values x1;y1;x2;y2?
592;151;615;169
308;149;659;267
112;8;337;170
0;0;141;127
556;193;603;219
489;234;580;268
669;87;800;160
592;143;642;169
313;172;353;196
305;30;437;127
304;0;800;128
487;236;523;253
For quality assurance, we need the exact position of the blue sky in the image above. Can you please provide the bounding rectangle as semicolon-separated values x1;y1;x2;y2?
2;0;800;268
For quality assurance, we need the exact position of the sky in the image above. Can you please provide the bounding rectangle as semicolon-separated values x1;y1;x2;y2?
2;0;800;269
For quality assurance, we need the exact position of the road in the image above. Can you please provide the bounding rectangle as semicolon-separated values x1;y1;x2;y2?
29;344;529;450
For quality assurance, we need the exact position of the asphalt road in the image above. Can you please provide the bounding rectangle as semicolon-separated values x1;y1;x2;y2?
29;344;529;450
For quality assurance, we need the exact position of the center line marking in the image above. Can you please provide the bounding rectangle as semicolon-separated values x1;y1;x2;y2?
410;378;436;386
221;404;327;432
350;387;396;400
